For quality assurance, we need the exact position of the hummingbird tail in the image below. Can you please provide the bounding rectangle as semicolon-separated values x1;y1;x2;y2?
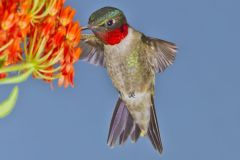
147;95;163;154
107;98;141;147
107;96;163;154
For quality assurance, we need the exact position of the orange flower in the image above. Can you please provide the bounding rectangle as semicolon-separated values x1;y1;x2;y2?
0;0;82;88
58;64;75;88
51;26;67;47
17;0;31;15
4;39;22;65
73;48;82;62
49;0;65;16
18;15;31;30
1;12;16;31
40;16;56;37
66;22;81;42
0;73;7;79
60;6;76;26
0;30;7;43
0;1;3;16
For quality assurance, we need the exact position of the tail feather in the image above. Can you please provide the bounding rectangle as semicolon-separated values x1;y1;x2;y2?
107;98;128;146
119;114;133;145
107;98;141;147
130;124;141;142
107;97;163;154
148;95;163;154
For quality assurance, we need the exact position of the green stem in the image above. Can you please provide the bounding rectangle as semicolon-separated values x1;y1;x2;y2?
0;60;4;68
31;0;46;17
0;63;34;74
34;37;47;59
0;39;14;52
34;70;60;81
30;0;39;13
37;47;54;63
34;0;56;19
28;29;38;60
0;68;34;85
24;37;28;60
39;48;63;68
38;65;61;74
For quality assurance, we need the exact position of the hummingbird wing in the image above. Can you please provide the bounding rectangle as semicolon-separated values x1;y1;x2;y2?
80;34;105;67
142;35;177;73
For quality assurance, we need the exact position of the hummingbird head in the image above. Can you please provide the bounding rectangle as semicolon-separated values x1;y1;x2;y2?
87;7;129;45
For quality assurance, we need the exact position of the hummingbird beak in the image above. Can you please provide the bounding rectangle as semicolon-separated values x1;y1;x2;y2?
81;26;89;31
90;26;99;29
81;25;100;32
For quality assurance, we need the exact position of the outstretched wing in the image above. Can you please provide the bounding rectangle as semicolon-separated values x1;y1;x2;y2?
80;34;105;67
142;34;177;73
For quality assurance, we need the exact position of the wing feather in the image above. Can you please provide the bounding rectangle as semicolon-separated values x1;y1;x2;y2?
142;34;177;73
80;34;105;67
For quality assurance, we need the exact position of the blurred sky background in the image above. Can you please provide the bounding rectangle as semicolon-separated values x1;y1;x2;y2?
1;0;240;160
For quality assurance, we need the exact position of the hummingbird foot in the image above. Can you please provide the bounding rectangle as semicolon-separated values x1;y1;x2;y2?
128;92;135;98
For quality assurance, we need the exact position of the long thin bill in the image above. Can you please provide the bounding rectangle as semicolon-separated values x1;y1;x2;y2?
81;26;89;31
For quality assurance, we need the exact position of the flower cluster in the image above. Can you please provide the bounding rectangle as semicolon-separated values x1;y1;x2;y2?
0;0;82;87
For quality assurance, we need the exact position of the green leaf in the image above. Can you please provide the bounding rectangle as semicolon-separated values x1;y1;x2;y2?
0;86;19;118
0;68;33;85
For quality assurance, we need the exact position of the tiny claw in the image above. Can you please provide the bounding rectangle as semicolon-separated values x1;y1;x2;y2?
128;92;135;98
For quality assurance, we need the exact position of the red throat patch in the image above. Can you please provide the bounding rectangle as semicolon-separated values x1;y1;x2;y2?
101;24;128;45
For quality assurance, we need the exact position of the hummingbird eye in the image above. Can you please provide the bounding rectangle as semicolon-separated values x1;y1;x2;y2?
106;19;115;27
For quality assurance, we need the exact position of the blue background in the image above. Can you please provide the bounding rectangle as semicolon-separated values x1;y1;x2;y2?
1;0;240;159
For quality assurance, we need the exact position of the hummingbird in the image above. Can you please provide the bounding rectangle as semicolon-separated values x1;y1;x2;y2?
80;6;177;154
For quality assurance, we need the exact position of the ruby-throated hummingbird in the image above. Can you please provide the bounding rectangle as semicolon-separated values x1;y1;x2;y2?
80;7;177;154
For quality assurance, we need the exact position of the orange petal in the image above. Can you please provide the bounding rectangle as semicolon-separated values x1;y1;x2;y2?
73;47;82;61
17;0;31;15
52;26;66;47
18;15;31;29
41;16;56;36
0;73;7;79
49;0;65;16
66;22;81;41
1;12;16;30
60;6;76;26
